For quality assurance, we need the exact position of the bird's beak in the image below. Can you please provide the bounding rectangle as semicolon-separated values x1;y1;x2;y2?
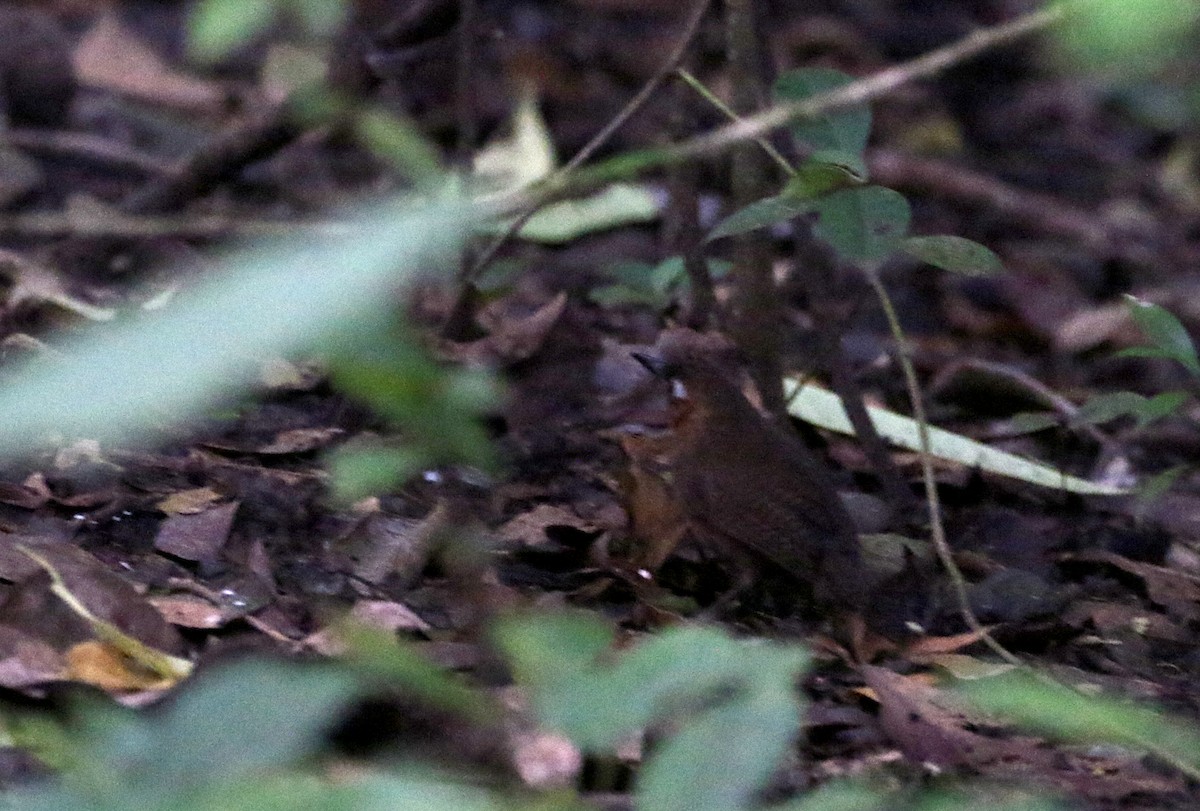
631;350;668;378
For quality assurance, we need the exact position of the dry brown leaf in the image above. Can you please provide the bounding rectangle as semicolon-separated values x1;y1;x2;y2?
436;292;568;366
0;625;65;689
148;594;232;630
1062;549;1200;623
153;501;239;561
74;12;225;114
156;486;223;516
496;504;595;547
863;664;1030;768
16;545;191;682
65;640;173;692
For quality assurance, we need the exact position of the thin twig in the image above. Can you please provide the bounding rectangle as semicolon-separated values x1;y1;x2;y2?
557;1;1074;196
864;269;1022;666
675;68;794;177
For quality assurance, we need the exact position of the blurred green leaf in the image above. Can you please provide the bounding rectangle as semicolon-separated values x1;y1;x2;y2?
1007;412;1063;435
1121;295;1200;375
958;671;1200;770
339;624;498;722
509;184;660;243
1134;464;1187;516
901;235;1003;276
812;186;910;265
1134;390;1190;427
0;195;470;458
496;613;808;811
1073;391;1151;426
291;0;348;38
354;108;447;186
188;0;279;62
774;68;871;157
767;782;884;811
1056;0;1199;75
640;685;799;811
914;791;1061;811
328;444;428;502
782;151;866;200
10;659;360;810
707;195;817;242
329;336;498;470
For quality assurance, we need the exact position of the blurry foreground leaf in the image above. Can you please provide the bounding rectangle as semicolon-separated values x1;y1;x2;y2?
511;183;660;243
188;0;279;62
1056;0;1199;75
9;658;361;810
958;670;1200;774
495;612;808;811
0;196;470;456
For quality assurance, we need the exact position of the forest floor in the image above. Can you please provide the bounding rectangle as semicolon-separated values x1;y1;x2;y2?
0;1;1198;809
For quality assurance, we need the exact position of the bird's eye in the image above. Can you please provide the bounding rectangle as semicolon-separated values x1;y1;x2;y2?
670;378;688;400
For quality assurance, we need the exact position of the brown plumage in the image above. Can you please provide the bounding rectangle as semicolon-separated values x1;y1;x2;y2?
633;329;866;613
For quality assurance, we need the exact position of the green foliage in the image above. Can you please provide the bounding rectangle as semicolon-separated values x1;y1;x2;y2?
1074;390;1190;430
900;235;1003;277
0;197;472;458
589;257;731;309
328;328;499;466
1119;294;1200;375
810;186;910;265
708;67;997;274
958;671;1200;774
8;659;360;810
1056;0;1199;75
774;69;872;157
189;0;347;62
494;612;810;811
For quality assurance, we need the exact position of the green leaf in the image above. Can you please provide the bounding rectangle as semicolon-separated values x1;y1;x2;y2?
640;688;799;811
0;195;469;458
328;445;427;502
782;151;866;200
1133;390;1190;428
1072;391;1149;427
901;235;1003;276
1123;295;1200;375
157;660;358;782
1056;0;1199;75
774;68;871;157
1006;412;1062;435
340;624;497;722
812;186;910;264
785;379;1128;495
958;671;1200;771
354;108;446;186
290;0;347;37
13;659;362;809
188;0;279;62
767;782;884;811
497;613;807;762
706;195;817;242
510;184;660;243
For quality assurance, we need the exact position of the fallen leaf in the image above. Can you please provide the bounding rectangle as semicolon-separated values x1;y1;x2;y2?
153;501;239;561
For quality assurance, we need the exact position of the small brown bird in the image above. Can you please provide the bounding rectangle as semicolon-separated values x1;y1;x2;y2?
632;329;867;614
